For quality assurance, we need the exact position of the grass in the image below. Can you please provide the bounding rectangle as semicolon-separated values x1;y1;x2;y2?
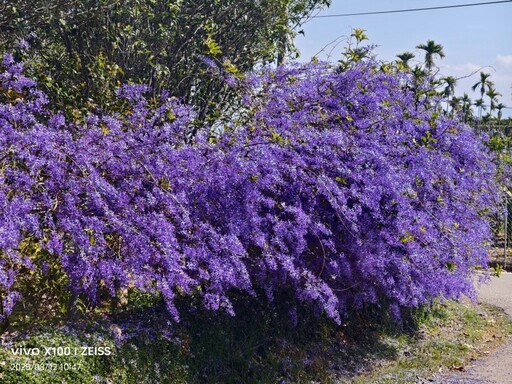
354;300;512;383
0;294;511;383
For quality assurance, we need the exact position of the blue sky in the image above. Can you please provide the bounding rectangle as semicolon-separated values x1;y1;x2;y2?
294;0;512;118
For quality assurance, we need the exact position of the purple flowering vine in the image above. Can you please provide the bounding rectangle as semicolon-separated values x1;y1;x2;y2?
0;52;500;325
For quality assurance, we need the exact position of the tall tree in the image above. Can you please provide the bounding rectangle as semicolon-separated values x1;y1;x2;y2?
442;76;457;97
442;76;456;112
396;51;415;69
471;72;494;118
449;96;461;116
474;98;486;120
496;102;506;121
471;72;494;98
461;93;472;122
0;0;330;123
486;88;501;116
416;40;445;71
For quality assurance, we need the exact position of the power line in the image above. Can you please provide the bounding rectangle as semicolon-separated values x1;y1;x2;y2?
312;0;512;18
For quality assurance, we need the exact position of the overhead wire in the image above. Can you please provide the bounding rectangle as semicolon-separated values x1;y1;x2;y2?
311;0;512;18
304;1;512;112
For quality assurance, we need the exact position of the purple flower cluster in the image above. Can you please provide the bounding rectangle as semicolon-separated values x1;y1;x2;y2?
0;53;499;323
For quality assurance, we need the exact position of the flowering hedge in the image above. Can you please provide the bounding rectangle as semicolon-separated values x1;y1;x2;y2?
0;52;499;324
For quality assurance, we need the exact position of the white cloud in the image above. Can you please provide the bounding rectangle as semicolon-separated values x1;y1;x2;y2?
443;63;482;73
436;61;512;108
497;55;512;65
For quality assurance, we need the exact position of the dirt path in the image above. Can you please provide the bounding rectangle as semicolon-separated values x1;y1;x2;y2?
431;272;512;383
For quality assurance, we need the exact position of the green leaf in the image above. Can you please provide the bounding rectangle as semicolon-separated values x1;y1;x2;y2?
205;36;222;55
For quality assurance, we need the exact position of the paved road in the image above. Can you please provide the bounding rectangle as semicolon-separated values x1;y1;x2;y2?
430;272;512;384
478;273;512;316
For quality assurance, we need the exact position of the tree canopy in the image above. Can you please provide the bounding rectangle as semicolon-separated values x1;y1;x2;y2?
0;0;330;121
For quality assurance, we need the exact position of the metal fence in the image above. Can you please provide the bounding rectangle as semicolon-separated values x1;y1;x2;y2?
495;193;512;268
471;123;512;268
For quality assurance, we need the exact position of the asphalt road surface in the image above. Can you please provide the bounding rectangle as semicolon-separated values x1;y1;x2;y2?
430;272;512;384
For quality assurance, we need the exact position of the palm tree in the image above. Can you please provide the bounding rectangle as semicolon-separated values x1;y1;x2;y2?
461;93;471;105
416;40;445;71
486;88;501;115
474;98;486;120
409;65;427;103
412;66;426;80
496;103;506;123
461;93;472;122
442;76;457;111
471;72;494;98
471;72;494;117
449;96;461;116
396;52;415;68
